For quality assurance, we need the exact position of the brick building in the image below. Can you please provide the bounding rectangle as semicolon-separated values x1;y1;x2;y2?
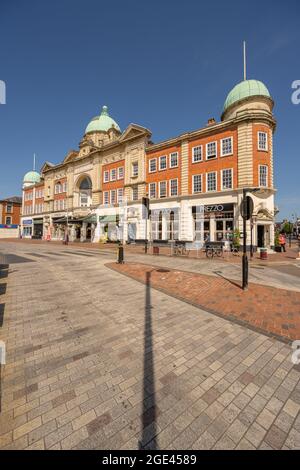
0;196;22;238
21;78;276;249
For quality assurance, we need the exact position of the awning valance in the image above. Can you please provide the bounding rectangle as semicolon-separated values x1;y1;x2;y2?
99;215;117;223
82;215;97;223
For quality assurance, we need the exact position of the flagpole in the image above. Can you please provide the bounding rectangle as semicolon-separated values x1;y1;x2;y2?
243;41;247;81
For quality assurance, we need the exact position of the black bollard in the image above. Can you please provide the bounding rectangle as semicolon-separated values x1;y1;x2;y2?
117;243;124;264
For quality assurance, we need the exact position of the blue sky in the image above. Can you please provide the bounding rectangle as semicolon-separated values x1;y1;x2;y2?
0;0;299;220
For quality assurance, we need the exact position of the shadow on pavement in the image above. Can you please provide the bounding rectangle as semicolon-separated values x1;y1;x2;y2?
138;270;158;450
213;270;242;290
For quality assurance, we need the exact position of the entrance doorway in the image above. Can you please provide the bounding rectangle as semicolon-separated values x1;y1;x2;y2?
128;223;137;243
257;225;265;248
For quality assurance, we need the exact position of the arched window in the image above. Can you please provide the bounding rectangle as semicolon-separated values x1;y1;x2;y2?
79;177;92;207
169;211;174;241
158;211;163;240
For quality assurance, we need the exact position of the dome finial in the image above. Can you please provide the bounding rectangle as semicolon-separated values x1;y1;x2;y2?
101;105;109;116
243;41;247;81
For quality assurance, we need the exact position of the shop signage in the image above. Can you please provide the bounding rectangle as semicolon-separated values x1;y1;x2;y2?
22;220;32;225
204;204;234;213
0;224;18;229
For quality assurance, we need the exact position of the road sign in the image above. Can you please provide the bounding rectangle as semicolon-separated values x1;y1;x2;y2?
241;196;254;221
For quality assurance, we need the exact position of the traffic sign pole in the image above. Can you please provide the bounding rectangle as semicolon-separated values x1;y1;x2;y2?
242;189;248;290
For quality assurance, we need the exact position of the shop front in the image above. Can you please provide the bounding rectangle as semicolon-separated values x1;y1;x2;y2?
192;203;235;243
32;218;43;239
22;219;33;238
150;207;180;241
99;214;120;242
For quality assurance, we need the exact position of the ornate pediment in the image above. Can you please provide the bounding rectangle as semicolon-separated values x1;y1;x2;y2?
63;150;79;163
119;124;151;143
40;161;55;173
255;208;273;220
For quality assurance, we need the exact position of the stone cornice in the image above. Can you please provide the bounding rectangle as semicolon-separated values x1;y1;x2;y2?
146;111;276;153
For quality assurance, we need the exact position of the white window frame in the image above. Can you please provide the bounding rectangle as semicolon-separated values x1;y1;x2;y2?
169;178;178;197
63;182;67;193
192;145;203;163
132;185;139;201
149;158;157;173
110;169;116;181
104;170;109;183
149;182;156;199
6;203;13;213
110;189;117;205
117;167;124;180
206;141;217;160
206;171;217;192
159;181;167;198
159;155;167;171
221;168;233;190
192;174;202;194
103;191;109;205
169;152;178;168
132;162;139;177
117;188;123;203
258;131;268;151
5;216;12;225
221;137;233;157
259;165;268;187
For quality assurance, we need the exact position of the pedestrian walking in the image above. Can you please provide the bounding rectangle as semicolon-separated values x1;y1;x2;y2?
279;233;286;252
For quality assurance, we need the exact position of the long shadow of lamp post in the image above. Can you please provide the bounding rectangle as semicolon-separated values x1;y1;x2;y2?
138;270;158;450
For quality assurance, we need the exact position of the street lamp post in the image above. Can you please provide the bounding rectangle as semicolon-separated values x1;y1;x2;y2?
241;188;260;290
142;196;150;254
242;189;248;290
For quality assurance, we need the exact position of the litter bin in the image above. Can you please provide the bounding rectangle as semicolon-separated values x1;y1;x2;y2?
260;248;268;260
153;246;159;255
117;244;124;264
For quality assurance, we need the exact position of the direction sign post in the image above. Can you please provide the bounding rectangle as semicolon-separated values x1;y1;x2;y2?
241;191;254;290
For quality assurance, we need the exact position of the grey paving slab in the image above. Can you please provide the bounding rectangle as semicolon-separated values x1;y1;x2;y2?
0;241;299;450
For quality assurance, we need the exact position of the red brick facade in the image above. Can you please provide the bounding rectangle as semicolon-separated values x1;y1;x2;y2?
0;199;22;225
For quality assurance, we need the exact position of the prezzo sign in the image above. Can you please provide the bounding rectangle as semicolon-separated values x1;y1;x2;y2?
204;203;234;213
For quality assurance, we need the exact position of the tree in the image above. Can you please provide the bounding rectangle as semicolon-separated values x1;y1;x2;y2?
282;222;293;235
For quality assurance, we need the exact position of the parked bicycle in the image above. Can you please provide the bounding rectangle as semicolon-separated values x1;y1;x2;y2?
173;243;190;256
205;242;223;258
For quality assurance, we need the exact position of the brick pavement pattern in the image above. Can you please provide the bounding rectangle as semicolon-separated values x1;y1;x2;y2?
0;242;300;450
108;262;300;342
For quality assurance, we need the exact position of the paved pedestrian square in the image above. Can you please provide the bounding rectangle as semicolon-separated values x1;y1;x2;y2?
0;241;300;450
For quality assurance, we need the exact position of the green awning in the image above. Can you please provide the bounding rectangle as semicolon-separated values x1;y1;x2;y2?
33;219;43;224
99;215;117;223
82;215;97;223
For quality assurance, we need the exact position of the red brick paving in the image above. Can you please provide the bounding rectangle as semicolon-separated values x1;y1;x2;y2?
107;262;300;343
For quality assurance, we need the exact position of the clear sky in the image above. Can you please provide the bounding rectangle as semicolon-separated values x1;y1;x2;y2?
0;0;299;220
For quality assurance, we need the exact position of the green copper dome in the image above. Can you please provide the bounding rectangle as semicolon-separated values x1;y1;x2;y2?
223;80;271;112
85;106;121;134
23;171;41;184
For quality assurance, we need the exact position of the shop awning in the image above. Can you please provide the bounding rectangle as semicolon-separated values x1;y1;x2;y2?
82;215;97;223
99;215;117;223
33;219;43;224
53;217;68;223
